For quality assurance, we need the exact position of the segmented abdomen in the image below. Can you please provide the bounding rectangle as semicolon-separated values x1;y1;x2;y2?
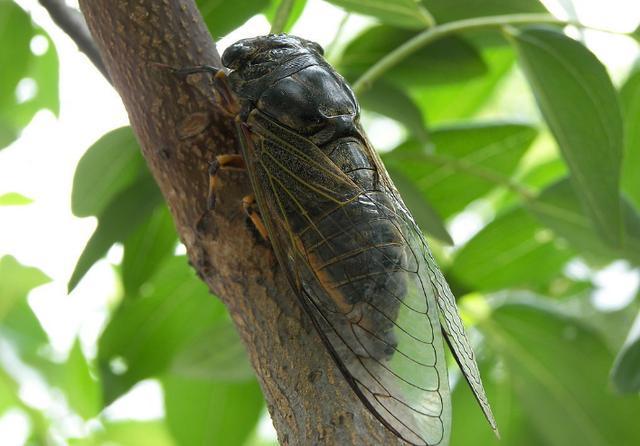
295;137;408;361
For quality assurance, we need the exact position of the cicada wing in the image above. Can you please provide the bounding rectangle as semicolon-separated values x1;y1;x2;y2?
363;131;498;436
292;202;454;446
423;246;499;435
238;114;452;446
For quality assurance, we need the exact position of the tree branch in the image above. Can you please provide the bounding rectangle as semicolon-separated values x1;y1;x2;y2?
38;0;110;82
77;1;400;444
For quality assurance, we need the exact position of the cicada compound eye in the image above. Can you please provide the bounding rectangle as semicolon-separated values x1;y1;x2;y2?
221;40;256;70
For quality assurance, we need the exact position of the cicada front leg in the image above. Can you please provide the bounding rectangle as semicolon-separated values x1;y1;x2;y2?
172;65;239;115
207;154;246;211
195;153;246;235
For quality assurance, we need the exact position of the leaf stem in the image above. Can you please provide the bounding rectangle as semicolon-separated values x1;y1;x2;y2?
410;151;535;200
325;13;351;63
352;13;583;94
270;0;295;34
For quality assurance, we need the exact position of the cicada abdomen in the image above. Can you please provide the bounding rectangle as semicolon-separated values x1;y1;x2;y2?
203;34;497;445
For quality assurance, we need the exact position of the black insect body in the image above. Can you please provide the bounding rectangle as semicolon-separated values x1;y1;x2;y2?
200;34;497;445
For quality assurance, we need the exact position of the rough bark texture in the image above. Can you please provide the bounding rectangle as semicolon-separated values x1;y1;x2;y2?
78;1;400;444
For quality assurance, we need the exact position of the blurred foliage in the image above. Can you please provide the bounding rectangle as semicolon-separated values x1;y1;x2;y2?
0;0;639;445
0;1;58;150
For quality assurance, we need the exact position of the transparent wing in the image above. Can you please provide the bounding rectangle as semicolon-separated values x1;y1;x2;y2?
424;244;499;435
238;112;456;445
366;139;499;435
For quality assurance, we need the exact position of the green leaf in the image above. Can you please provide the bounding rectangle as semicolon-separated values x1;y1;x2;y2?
98;256;226;404
340;26;486;87
382;122;537;219
423;0;546;23
386;165;452;244
68;173;163;292
264;0;307;33
53;339;101;419
611;311;640;393
11;32;60;127
0;2;31;111
481;301;640;446
0;255;49;322
620;67;640;210
171;318;254;381
0;1;30;148
451;207;573;291
411;34;515;123
527;178;640;265
0;192;32;206
450;355;543;446
325;0;434;29
122;205;177;296
0;367;23;419
69;421;176;446
197;0;270;39
72;126;145;218
163;375;264;446
507;27;624;247
0;297;49;362
576;298;640;353
360;81;429;143
0;256;50;369
0;3;59;148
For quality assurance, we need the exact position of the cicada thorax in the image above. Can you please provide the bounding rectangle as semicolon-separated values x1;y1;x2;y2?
226;36;410;363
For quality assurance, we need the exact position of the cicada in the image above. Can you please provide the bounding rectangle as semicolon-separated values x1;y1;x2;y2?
182;34;497;445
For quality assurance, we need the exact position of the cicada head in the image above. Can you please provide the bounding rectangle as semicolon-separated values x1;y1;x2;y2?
223;34;360;143
222;34;323;77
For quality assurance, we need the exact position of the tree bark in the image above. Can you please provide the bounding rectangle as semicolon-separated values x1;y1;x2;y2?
78;1;400;444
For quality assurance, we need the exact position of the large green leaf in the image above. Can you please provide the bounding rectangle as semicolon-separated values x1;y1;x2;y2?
340;26;487;87
122;205;177;296
197;0;270;39
527;178;640;265
162;375;264;446
68;173;163;292
359;80;429;143
411;34;515;123
451;207;573;291
0;3;58;149
611;311;640;393
325;0;435;29
481;301;640;446
450;355;543;446
619;67;640;210
170;318;254;381
382;122;537;219
508;27;624;247
72;126;145;218
386;165;453;244
422;0;546;23
98;256;226;404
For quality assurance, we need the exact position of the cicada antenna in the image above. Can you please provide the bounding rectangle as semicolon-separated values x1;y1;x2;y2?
149;61;240;115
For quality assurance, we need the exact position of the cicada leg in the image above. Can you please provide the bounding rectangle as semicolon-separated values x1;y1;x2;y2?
195;153;246;236
151;63;239;114
207;154;246;211
242;194;269;241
